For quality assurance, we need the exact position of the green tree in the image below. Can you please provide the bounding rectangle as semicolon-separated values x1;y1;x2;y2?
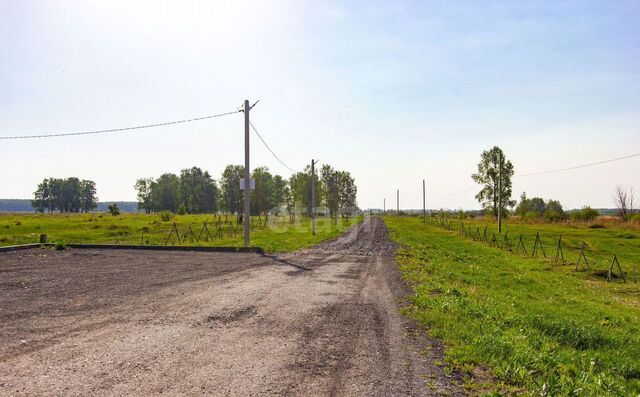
251;167;274;215
134;178;154;213
271;175;290;215
219;165;245;214
544;199;565;221
32;177;96;213
337;171;357;217
179;167;218;213
79;180;98;213
471;146;515;217
516;193;546;217
152;173;181;212
321;164;340;217
32;179;53;213
289;166;323;217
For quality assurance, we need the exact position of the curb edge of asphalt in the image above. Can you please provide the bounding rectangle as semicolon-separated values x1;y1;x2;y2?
0;243;263;254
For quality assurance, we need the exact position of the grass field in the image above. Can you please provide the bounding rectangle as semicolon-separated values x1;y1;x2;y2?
438;217;640;281
385;216;640;396
0;212;360;252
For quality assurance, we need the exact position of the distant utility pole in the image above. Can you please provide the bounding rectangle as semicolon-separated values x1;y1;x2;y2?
311;159;316;235
423;179;426;223
244;100;251;247
498;152;503;234
397;189;399;216
383;198;386;215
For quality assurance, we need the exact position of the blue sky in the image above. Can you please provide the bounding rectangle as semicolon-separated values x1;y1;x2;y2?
1;1;639;210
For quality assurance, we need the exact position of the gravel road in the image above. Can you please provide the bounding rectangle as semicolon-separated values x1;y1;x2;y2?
0;217;462;396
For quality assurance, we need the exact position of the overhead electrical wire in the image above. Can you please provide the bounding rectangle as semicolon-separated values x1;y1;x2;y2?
430;186;477;197
0;109;241;140
249;121;299;173
430;152;640;196
515;152;640;177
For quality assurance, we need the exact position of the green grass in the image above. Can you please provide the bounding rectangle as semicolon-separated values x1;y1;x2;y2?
0;212;361;252
384;216;640;396
441;217;640;281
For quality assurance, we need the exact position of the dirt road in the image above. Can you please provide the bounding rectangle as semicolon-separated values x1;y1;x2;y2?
0;217;461;396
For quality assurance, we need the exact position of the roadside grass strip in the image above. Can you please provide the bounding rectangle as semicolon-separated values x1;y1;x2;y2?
385;216;640;396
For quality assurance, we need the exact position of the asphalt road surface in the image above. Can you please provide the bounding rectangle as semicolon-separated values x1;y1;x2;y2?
0;217;462;396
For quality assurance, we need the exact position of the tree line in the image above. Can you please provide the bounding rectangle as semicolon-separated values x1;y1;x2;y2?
135;164;357;216
32;178;97;213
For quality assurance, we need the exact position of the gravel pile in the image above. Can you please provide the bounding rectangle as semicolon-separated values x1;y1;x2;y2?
311;217;397;256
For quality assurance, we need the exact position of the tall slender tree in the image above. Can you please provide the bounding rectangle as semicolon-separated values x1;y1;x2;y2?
471;146;515;217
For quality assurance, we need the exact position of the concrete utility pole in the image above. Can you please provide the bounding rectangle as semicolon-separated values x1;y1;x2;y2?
422;179;426;223
243;100;251;247
498;152;503;234
311;159;316;235
383;199;386;215
397;189;399;216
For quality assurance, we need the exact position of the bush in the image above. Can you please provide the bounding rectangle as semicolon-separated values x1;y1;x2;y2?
54;242;66;250
570;206;599;222
546;200;565;220
108;203;120;216
177;203;187;215
160;210;173;222
522;211;541;222
544;209;565;222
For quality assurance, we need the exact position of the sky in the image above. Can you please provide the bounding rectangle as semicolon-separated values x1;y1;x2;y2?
1;0;639;210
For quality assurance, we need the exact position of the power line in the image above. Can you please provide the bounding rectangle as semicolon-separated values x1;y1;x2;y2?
515;152;640;177
430;152;640;196
0;110;241;140
430;186;477;197
249;121;298;173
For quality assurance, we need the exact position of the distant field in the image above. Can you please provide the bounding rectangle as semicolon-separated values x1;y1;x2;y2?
385;216;639;395
0;213;360;252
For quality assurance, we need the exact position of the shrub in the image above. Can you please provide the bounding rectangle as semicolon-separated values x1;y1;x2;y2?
177;203;187;215
546;200;565;220
570;206;599;222
160;210;173;222
54;242;66;250
543;209;565;222
522;211;540;222
108;203;120;216
625;213;640;222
